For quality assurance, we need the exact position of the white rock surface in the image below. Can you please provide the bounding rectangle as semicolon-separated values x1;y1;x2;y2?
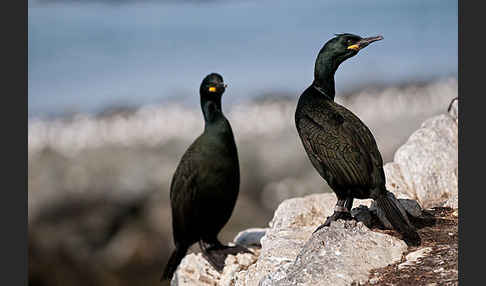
171;229;266;286
171;250;259;286
235;194;405;286
398;247;433;269
384;100;458;209
260;220;407;286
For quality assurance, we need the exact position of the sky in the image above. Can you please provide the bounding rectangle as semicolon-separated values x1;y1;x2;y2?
28;0;458;116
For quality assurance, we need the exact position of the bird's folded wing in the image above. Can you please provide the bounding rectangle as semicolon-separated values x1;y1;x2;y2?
170;151;199;240
334;103;384;169
297;106;379;187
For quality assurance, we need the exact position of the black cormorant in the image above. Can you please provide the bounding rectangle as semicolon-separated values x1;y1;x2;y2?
161;73;250;281
295;34;420;245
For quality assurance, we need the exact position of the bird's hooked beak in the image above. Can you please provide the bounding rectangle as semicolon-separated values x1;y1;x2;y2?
347;35;384;51
218;82;228;92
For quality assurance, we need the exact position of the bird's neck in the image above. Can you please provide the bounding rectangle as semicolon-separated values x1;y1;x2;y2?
312;53;338;100
201;95;224;126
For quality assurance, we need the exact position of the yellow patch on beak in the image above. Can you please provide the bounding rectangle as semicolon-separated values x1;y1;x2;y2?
347;44;360;51
208;86;217;92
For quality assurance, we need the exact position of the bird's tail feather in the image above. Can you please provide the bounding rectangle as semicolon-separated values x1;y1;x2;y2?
376;193;421;246
161;246;188;282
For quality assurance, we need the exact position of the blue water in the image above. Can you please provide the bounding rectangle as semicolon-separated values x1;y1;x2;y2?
28;0;457;116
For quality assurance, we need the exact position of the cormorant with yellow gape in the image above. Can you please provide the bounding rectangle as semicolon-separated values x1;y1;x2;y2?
161;73;250;281
295;34;421;246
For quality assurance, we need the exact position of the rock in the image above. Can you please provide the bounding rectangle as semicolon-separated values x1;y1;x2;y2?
233;194;405;286
233;228;268;248
268;193;336;230
260;220;407;286
444;191;458;209
405;247;432;261
368;277;380;284
383;162;415;200
171;101;458;285
171;250;259;286
233;194;370;286
398;247;433;269
235;225;312;286
172;193;423;285
383;100;458;209
452;209;458;217
170;229;266;285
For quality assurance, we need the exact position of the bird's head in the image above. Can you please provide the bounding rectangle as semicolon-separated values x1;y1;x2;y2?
318;33;383;66
200;73;227;97
313;33;383;97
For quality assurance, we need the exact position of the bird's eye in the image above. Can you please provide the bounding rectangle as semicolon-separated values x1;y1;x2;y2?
347;39;354;45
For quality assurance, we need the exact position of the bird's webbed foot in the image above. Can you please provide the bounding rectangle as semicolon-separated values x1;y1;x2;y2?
313;205;354;233
200;241;253;272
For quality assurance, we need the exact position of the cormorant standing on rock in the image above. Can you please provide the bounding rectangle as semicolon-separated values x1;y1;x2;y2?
295;34;421;246
161;73;250;281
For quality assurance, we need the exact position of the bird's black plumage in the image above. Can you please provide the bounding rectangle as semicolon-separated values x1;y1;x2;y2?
161;73;250;281
295;34;420;245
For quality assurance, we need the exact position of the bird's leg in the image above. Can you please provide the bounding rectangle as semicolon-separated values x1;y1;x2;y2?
200;239;226;271
345;197;354;213
314;198;354;233
200;239;252;272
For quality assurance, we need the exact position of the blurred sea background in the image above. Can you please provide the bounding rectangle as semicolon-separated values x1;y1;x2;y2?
28;0;457;285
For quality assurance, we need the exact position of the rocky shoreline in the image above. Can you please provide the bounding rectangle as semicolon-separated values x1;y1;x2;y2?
171;99;458;286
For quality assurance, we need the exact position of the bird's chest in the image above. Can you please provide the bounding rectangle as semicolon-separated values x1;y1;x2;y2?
196;138;239;185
